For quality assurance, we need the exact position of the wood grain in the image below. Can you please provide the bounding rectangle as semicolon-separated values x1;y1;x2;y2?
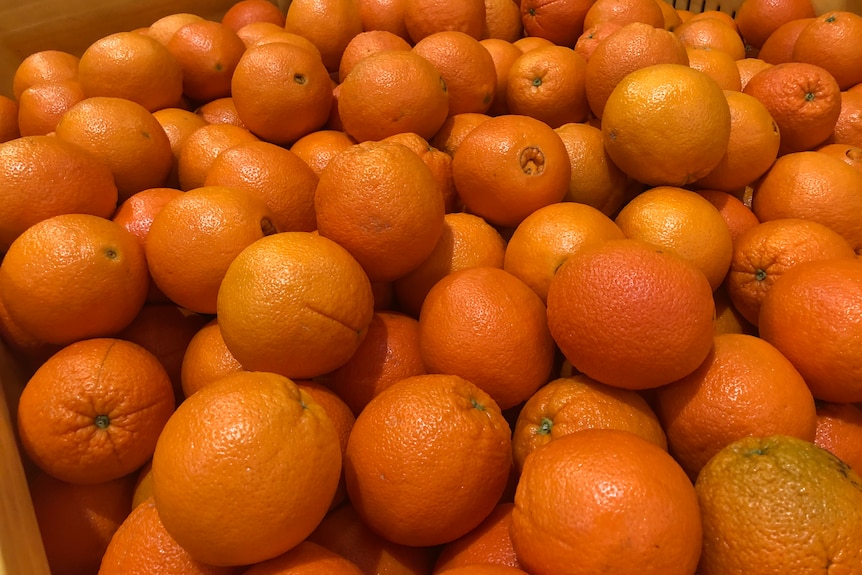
0;343;48;575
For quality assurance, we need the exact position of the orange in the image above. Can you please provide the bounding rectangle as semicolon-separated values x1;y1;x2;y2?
656;0;683;30
573;21;623;63
419;267;556;410
829;89;862;147
601;63;731;187
582;0;665;30
284;0;364;72
145;12;206;46
12;49;79;101
483;0;523;42
695;189;760;244
584;22;689;120
180;319;244;398
392;212;507;318
203;140;318;233
337;49;449;142
16;79;85;137
308;502;439;575
725;218;856;326
356;0;409;39
654;333;817;478
674;15;746;60
77;31;183;112
432;502;520;573
815;402;862;473
337;29;412;83
131;463;154;510
317;311;425;415
429;111;492;156
176;122;259;191
382;131;461;213
221;0;286;32
152;371;340;566
734;0;817;50
117;303;208;400
743;61;842;155
553;122;628;215
216;232;375;379
792;11;862;90
243;541;364;575
403;0;487;43
503;201;625;303
756;16;815;64
547;238;715;390
231;41;332;145
251;29;328;58
99;496;242;575
165;20;247;104
685;46;742;91
694;90;780;193
512;375;668;472
54;96;174;202
817;141;862;173
289;129;356;175
504;45;589;127
0;214;149;346
0;292;62;374
144;185;278;314
29;471;135;575
614;185;734;291
412;30;497;116
0;135;117;253
712;282;757;336
751;150;862;252
111;186;184;302
736;56;772;89
512;36;556;53
344;373;512;546
511;429;702;575
16;337;175;483
0;95;18;143
451;114;571;228
437;566;529;575
314;140;445;282
152;107;209;188
234;21;289;47
759;258;862;403
695;435;862;575
294;379;355;508
519;0;597;46
194;96;246;128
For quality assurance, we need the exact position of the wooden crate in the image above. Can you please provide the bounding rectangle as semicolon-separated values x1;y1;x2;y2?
1;0;861;572
0;0;239;98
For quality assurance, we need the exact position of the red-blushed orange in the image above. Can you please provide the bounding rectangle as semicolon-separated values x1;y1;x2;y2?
314;140;445;282
510;429;702;575
546;238;715;390
451;114;571;228
418;266;556;410
344;373;512;547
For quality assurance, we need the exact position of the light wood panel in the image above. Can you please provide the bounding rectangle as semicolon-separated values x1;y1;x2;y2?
0;343;48;575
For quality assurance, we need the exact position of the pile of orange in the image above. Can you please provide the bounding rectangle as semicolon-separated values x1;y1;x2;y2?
1;0;862;573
